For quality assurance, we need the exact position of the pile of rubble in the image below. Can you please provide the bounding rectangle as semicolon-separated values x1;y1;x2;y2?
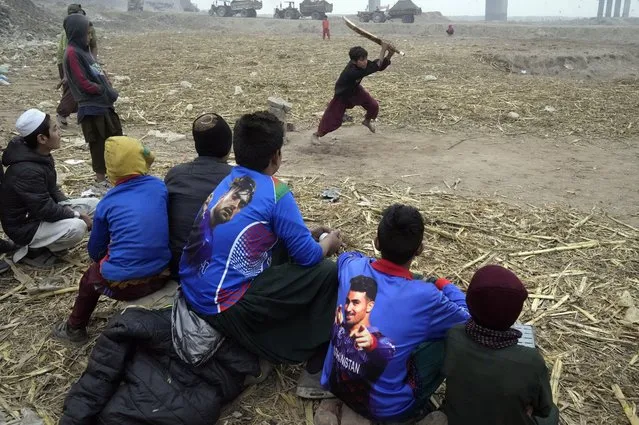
0;0;58;41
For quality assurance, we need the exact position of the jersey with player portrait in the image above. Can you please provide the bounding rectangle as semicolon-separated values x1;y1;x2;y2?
179;166;324;316
321;252;469;420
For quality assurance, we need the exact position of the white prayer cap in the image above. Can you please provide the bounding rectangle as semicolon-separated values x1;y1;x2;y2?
16;109;47;137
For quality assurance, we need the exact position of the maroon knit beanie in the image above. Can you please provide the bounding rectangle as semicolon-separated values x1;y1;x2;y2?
467;265;528;331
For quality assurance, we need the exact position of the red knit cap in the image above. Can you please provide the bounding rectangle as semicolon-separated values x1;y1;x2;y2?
467;265;528;331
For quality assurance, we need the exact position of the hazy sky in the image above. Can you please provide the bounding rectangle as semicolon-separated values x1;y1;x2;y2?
193;0;635;16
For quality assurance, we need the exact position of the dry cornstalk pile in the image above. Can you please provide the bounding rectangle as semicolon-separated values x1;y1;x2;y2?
0;173;637;425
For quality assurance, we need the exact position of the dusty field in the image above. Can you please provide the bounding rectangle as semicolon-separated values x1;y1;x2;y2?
0;11;638;425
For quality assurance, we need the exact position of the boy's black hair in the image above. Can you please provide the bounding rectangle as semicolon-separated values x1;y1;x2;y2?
349;46;368;61
377;204;424;265
24;114;51;150
233;111;284;171
349;275;378;301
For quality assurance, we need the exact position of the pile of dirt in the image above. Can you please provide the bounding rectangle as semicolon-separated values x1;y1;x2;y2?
420;11;449;22
0;0;58;40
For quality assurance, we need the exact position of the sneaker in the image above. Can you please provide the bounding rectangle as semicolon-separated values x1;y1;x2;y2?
52;321;88;344
296;370;335;399
0;238;17;254
244;358;274;386
362;119;376;133
311;132;322;145
57;114;68;127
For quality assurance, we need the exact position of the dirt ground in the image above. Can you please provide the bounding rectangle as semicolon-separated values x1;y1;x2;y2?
0;9;639;425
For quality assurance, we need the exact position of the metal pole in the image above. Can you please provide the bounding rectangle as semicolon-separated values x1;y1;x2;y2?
622;0;631;17
605;0;614;17
614;0;622;17
597;0;605;18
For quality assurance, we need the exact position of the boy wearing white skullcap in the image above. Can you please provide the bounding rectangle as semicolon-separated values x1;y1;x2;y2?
0;109;100;267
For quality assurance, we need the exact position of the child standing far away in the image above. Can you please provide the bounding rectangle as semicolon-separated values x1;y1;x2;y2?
53;136;171;344
322;17;330;40
312;42;395;144
440;265;559;425
314;204;469;423
63;13;122;188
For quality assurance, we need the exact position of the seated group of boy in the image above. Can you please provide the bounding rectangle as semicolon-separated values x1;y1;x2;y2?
0;109;558;425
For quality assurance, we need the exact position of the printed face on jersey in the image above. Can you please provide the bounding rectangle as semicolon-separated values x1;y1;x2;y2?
345;290;374;328
344;275;377;329
211;176;256;226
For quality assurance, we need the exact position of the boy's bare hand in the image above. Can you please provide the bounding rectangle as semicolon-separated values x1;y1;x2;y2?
79;213;93;230
311;226;333;241
320;230;343;257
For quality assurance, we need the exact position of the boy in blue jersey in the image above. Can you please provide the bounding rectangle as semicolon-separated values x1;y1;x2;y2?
179;111;343;390
53;136;171;344
320;204;470;422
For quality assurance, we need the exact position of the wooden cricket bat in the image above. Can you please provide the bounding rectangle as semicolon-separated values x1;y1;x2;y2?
343;16;405;56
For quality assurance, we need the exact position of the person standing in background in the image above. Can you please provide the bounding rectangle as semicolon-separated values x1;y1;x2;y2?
56;4;98;127
322;17;330;40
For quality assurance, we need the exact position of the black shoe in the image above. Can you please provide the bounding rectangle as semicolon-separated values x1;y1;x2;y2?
52;321;88;344
0;239;17;254
23;248;58;268
0;259;10;275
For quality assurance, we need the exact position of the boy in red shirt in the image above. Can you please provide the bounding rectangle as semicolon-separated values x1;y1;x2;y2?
322;17;330;40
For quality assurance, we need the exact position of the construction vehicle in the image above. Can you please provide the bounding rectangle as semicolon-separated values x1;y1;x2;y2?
127;0;144;11
299;0;333;19
274;1;301;19
209;0;261;17
357;0;421;23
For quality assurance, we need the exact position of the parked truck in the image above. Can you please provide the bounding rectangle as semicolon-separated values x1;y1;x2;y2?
274;0;332;19
274;1;301;19
357;0;421;23
209;0;261;17
299;0;333;19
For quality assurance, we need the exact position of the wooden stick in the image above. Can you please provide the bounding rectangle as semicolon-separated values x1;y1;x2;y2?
607;215;639;233
511;240;610;257
527;294;570;325
0;284;25;302
459;252;490;272
528;294;556;300
612;384;639;425
574;305;599;323
30;286;78;300
550;359;563;404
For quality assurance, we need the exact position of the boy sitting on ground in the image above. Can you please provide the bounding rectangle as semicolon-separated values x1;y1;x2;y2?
317;204;470;423
441;265;559;425
165;113;233;277
1;109;97;267
53;136;171;343
179;111;343;387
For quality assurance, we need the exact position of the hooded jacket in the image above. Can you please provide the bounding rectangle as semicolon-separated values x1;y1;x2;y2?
0;137;74;246
60;307;259;425
63;14;117;109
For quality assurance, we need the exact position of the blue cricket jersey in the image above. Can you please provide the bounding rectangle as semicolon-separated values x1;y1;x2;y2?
321;252;470;420
179;166;323;315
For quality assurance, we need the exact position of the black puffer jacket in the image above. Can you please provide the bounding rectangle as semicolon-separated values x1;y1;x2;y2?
60;307;259;425
1;137;73;245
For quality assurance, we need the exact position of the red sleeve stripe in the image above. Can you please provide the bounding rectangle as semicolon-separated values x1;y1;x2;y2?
67;47;101;95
